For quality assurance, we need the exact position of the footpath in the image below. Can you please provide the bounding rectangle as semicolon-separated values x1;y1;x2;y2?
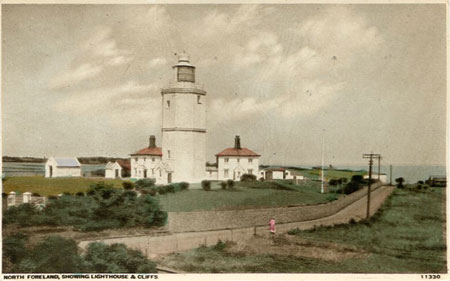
78;185;395;258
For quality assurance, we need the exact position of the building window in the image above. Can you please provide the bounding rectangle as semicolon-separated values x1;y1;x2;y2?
248;169;253;175
249;158;253;163
224;169;229;178
152;168;155;175
144;157;146;163
135;158;138;163
152;158;155;162
237;158;240;163
166;100;171;108
224;158;229;163
134;168;137;175
197;95;202;104
168;150;171;159
159;169;162;177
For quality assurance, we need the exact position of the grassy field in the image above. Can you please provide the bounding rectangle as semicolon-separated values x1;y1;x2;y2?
2;176;124;196
158;187;446;273
158;181;330;212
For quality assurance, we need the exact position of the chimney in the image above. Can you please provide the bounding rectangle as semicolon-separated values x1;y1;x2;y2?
234;135;241;149
149;135;156;148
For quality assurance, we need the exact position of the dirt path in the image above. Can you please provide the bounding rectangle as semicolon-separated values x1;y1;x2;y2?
78;185;395;258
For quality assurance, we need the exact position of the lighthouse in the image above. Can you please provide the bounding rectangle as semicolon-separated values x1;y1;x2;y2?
161;53;207;183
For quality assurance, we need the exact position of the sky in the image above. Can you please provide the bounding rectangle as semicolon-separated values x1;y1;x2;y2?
2;4;447;166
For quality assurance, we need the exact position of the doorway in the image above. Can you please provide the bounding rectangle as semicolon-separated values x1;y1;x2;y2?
167;173;172;184
115;169;119;178
144;169;147;178
49;166;53;177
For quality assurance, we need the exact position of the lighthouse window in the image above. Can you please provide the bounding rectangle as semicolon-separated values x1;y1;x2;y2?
177;66;195;82
197;95;202;104
166;100;171;108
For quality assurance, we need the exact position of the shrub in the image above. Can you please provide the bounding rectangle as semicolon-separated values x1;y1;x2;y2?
201;180;211;191
259;177;265;182
148;187;157;196
213;240;227;251
167;184;175;193
343;181;360;195
75;192;84;197
31;192;41;197
395;177;405;188
227;179;235;189
240;173;257;182
135;179;156;189
122;181;134;190
287;228;301;235
326;194;338;202
220;181;227;189
351;175;364;183
180;182;189;190
157;186;168;195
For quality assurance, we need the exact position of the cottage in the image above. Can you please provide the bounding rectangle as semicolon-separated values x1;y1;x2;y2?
130;135;173;184
45;157;81;178
105;161;122;179
215;136;260;181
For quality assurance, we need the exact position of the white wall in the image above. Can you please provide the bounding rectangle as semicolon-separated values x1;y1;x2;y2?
45;158;81;178
130;156;168;184
217;156;259;181
105;163;122;179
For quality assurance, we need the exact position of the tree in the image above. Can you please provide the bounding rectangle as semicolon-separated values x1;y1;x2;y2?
395;177;405;188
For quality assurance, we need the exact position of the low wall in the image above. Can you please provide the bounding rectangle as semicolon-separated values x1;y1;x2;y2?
168;183;384;233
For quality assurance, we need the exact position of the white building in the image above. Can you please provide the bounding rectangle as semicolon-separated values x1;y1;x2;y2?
216;136;260;181
45;157;81;178
364;173;388;183
160;53;207;184
105;161;122;179
130;135;172;184
260;168;305;181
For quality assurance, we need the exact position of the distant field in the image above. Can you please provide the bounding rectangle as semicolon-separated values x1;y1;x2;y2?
158;187;446;273
3;176;124;196
158;181;332;212
290;168;367;181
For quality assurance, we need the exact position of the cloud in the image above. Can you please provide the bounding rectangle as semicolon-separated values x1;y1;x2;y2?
148;57;167;68
48;63;102;89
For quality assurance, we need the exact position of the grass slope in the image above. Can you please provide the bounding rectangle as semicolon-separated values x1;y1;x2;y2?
3;176;124;196
158;188;446;273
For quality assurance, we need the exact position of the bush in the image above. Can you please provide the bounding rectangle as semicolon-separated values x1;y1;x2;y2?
3;182;168;231
227;179;235;189
3;234;157;274
31;192;41;197
259;177;265;182
135;178;156;189
122;181;134;190
180;182;189;190
220;181;227;189
326;194;338;202
167;184;175;193
343;181;360;195
201;180;211;191
395;177;405;188
75;192;84;197
157;186;168;195
351;175;364;183
240;173;257;182
213;240;227;251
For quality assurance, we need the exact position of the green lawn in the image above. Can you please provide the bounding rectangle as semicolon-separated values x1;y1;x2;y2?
3;176;124;196
158;187;446;273
158;181;330;212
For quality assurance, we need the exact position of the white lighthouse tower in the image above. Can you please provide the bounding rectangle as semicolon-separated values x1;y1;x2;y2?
161;53;207;183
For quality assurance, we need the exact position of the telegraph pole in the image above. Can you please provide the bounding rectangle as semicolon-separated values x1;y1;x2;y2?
377;156;381;181
363;153;381;219
390;165;393;186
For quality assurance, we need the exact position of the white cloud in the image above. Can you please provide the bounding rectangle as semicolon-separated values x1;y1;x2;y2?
148;57;167;68
48;63;102;89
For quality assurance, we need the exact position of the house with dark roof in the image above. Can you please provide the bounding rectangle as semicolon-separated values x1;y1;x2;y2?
215;136;260;181
45;157;81;178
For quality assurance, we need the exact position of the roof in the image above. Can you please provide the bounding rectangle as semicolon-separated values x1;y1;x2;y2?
117;159;131;170
215;147;260;157
131;147;163;156
52;157;80;167
263;168;286;172
105;162;121;169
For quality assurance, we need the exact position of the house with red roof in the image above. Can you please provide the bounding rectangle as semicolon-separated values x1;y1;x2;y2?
130;135;173;183
215;136;260;181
